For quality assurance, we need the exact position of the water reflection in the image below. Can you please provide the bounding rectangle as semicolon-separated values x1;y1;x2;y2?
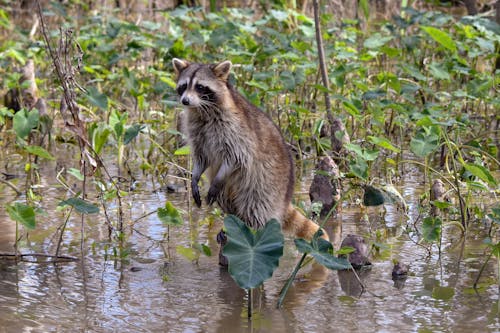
0;163;499;332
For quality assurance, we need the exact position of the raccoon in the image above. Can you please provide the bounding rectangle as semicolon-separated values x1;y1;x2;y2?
172;58;328;241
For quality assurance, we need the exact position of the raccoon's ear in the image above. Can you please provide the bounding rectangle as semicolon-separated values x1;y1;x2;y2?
212;60;232;81
172;58;190;76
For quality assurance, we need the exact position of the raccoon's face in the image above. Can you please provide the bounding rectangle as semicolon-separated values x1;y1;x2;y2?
172;59;232;109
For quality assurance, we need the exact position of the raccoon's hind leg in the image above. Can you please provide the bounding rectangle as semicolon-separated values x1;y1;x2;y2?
283;204;330;241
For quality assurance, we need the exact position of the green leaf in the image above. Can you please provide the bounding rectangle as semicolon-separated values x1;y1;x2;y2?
6;202;36;230
349;155;368;180
86;87;108;110
367;136;401;153
410;127;440;157
176;245;198;261
431;200;452;209
58;197;100;214
223;215;284;290
422;216;442;243
363;33;392;49
345;143;378;161
158;201;183;226
92;126;111;154
294;231;352;270
462;163;497;186
24;145;55;160
421;26;457;52
67;168;84;181
124;124;144;145
193;243;212;257
174;145;190;156
359;0;369;20
428;62;451;80
13;108;39;139
363;185;386;206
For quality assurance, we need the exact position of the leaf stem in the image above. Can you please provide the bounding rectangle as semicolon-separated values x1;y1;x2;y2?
277;253;308;308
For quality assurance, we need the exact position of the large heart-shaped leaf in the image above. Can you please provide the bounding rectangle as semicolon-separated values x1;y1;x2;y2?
422;216;442;243
13;108;39;139
295;231;352;270
223;215;284;290
6;202;36;230
410;126;440;158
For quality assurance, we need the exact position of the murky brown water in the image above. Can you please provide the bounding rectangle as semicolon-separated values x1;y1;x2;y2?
0;152;499;333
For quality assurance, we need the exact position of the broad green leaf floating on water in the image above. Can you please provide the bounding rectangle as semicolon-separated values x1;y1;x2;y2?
223;215;284;290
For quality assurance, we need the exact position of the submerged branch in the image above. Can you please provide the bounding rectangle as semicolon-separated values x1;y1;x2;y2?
0;252;79;262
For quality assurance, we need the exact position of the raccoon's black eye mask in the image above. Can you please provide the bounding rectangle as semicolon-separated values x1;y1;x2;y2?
195;84;216;101
177;83;187;96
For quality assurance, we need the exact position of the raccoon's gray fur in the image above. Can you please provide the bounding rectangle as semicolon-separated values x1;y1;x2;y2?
173;58;326;240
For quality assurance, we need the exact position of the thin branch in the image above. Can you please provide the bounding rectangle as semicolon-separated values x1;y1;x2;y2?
313;0;334;125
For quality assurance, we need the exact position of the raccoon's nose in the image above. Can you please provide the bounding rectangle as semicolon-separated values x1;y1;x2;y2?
181;97;190;106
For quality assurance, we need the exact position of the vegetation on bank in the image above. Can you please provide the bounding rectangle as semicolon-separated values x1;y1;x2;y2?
0;1;499;304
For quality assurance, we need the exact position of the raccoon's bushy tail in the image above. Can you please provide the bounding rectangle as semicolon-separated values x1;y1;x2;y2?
283;204;329;241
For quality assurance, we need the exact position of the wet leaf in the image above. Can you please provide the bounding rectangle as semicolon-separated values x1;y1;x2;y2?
382;184;407;209
59;197;100;214
295;231;352;270
6;202;36;230
223;215;284;290
24;145;55;160
422;216;442;243
363;185;386;206
158;201;183;226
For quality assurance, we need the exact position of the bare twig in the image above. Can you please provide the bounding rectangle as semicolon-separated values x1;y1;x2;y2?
0;252;78;262
0;178;22;195
313;0;334;125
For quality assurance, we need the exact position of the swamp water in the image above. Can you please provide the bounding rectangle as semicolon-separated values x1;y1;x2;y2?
0;152;499;333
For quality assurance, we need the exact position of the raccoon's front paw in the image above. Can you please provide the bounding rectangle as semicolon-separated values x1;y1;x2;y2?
191;182;202;208
206;183;222;205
